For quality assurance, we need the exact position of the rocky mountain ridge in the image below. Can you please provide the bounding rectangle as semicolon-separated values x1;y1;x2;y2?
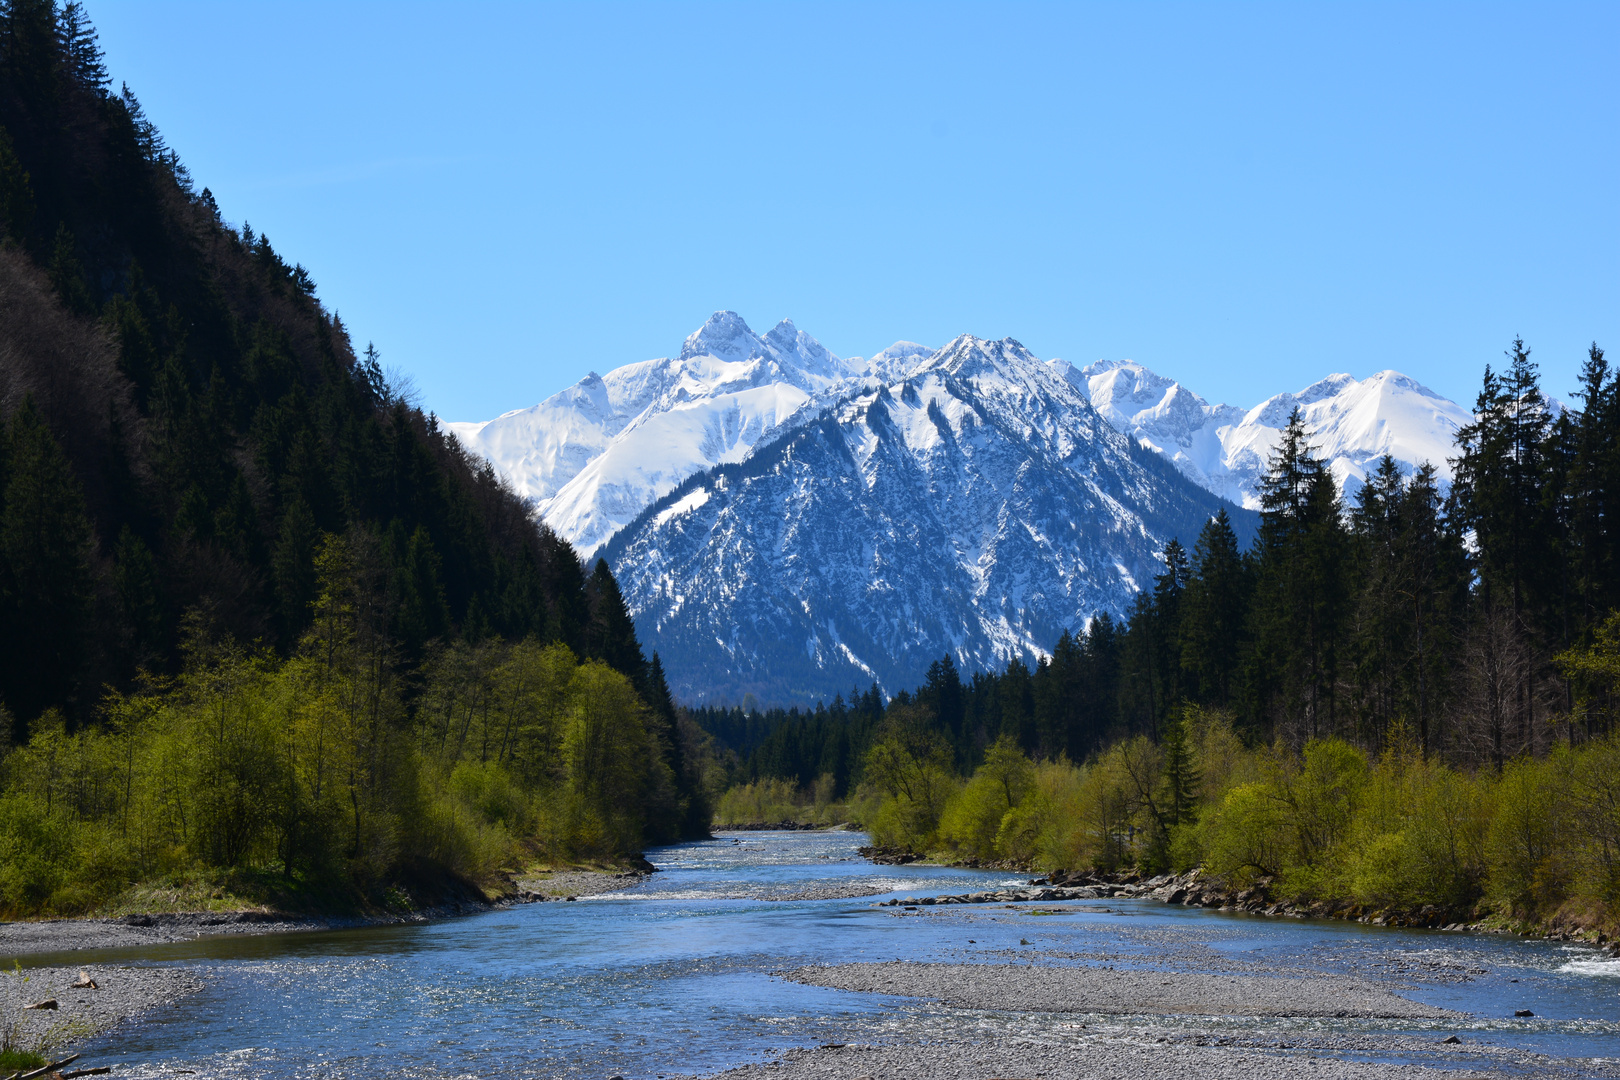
450;314;1474;552
599;333;1245;705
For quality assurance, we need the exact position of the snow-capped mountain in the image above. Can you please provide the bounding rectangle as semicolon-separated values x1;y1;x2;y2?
447;313;1474;704
601;335;1249;706
1075;361;1473;509
446;312;861;554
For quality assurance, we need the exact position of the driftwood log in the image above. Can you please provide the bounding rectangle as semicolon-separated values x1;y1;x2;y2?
6;1053;82;1080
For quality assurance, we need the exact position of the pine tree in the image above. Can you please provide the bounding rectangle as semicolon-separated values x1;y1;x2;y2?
1248;407;1352;741
1569;343;1615;635
1180;509;1248;707
585;557;646;685
394;524;450;659
1151;538;1190;716
922;654;965;754
0;122;35;240
1158;714;1200;828
1395;463;1466;753
0;398;95;725
56;2;108;93
47;222;93;313
1350;455;1407;739
1453;341;1554;757
112;526;164;668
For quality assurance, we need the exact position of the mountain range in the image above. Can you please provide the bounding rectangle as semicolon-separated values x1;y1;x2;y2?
450;313;1475;704
1077;360;1472;509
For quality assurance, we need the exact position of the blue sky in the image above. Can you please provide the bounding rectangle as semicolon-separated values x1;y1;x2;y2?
93;1;1616;421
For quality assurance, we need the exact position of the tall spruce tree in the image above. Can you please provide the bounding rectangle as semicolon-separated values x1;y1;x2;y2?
585;557;646;686
1569;344;1616;635
1453;341;1555;756
1180;509;1248;707
1151;538;1190;716
0;397;95;726
1248;407;1352;742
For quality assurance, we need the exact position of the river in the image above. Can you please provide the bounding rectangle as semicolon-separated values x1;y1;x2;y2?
18;830;1620;1078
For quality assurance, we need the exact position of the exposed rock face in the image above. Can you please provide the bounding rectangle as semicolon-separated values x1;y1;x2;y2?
445;312;861;556
602;335;1246;705
448;315;1474;706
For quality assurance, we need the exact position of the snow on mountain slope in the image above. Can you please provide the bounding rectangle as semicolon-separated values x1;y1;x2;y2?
447;312;863;554
1075;361;1472;509
602;335;1250;707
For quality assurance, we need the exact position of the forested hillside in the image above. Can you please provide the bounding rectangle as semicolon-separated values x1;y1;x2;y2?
706;346;1620;927
0;1;706;915
708;343;1616;789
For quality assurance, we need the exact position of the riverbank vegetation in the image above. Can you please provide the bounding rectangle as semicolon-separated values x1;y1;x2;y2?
705;339;1620;932
0;528;710;916
0;3;707;917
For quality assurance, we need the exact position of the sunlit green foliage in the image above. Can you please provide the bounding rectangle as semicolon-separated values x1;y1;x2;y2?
863;703;960;853
710;775;875;829
843;702;1620;926
0;533;681;917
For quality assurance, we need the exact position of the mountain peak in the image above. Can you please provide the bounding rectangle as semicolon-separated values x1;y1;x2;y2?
763;317;847;379
679;310;761;364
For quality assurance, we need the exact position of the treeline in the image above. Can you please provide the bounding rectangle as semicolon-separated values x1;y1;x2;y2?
0;534;710;914
856;700;1620;926
703;338;1620;926
0;1;706;913
702;337;1617;787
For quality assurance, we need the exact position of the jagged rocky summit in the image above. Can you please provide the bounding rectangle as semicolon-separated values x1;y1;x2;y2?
449;312;1473;705
598;333;1243;706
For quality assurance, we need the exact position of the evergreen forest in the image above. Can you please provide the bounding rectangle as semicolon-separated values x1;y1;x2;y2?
0;1;706;915
705;343;1620;930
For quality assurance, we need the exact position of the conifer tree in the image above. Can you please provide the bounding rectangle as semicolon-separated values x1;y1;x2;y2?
47;221;93;313
56;3;109;93
271;496;319;646
0;122;34;240
112;525;164;668
394;524;450;659
1350;455;1407;739
1395;463;1466;753
1248;407;1351;741
1151;538;1190;714
922;654;966;752
586;557;646;686
1180;509;1248;707
1158;714;1200;829
0;397;95;725
1453;341;1554;753
1569;343;1615;633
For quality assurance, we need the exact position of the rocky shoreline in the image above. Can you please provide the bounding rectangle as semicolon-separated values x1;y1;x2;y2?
873;864;1620;952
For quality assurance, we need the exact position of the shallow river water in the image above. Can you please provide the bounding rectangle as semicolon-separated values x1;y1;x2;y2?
21;831;1620;1077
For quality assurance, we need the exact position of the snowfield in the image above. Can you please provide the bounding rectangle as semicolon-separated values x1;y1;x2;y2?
447;312;1473;704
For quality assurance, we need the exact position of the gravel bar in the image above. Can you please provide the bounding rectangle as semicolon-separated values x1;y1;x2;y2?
0;902;490;956
690;1040;1504;1080
5;963;202;1046
785;962;1463;1019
